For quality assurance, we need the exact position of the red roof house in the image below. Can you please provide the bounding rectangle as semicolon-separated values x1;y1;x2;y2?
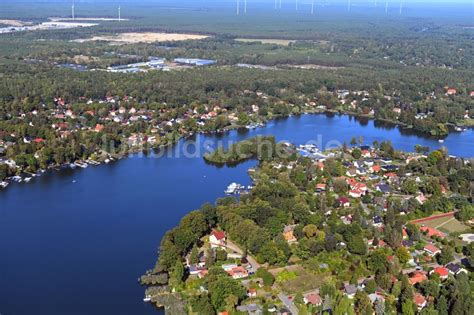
210;230;226;248
420;226;446;238
414;294;427;310
424;244;441;256
431;266;449;280
409;272;428;285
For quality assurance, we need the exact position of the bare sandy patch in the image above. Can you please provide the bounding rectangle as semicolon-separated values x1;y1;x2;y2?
0;19;32;27
74;32;209;44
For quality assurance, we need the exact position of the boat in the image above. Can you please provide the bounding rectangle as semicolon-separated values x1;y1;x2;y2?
438;139;444;143
24;177;32;183
454;126;463;132
104;159;110;164
225;182;238;194
69;163;77;169
0;181;9;188
143;296;151;302
74;161;88;168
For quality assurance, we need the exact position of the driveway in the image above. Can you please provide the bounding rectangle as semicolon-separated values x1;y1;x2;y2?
226;239;260;271
278;292;298;315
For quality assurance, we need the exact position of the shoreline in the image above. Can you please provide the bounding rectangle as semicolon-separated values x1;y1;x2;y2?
1;111;471;192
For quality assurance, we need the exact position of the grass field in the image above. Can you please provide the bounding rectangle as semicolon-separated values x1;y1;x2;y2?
275;266;327;294
235;38;297;46
420;216;468;234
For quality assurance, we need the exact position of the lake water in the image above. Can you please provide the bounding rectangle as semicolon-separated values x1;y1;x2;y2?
1;114;472;315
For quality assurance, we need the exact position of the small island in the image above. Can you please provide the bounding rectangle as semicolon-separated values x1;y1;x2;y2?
203;135;289;165
142;138;473;314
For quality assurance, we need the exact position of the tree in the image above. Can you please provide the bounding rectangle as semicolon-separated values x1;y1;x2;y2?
190;245;199;265
401;300;415;315
436;295;448;315
355;291;373;315
169;261;184;288
365;279;377;294
191;294;215;315
303;224;318;238
455;204;473;222
437;247;454;265
374;298;385;315
352;148;362;159
350;137;357;146
348;235;367;255
396;247;411;265
256;268;275;286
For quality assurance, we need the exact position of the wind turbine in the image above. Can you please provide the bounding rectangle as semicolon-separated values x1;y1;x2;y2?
237;0;240;15
347;0;351;12
399;0;403;15
118;6;121;21
279;0;282;9
311;0;315;14
385;1;389;14
244;0;247;14
71;0;75;20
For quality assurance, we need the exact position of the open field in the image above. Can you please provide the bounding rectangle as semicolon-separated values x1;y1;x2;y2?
235;38;297;46
413;213;469;234
0;19;32;26
73;32;210;44
49;17;129;22
274;266;327;294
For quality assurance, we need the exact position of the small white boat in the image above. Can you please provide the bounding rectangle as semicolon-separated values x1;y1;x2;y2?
225;183;238;194
104;159;110;164
438;139;444;143
0;181;9;188
24;177;32;183
143;296;151;302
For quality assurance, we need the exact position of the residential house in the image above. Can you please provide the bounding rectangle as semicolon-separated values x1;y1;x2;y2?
420;226;446;238
376;183;391;194
413;294;427;310
446;263;467;275
349;189;364;198
409;271;428;285
226;266;249;279
247;288;257;298
337;197;350;208
344;284;357;299
446;88;457;95
431;267;449;280
304;293;322;306
210;230;227;248
283;225;297;243
424;244;441;256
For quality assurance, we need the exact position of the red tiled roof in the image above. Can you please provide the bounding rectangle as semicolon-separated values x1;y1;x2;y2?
432;267;449;277
409;272;427;285
211;230;226;240
414;293;426;307
420;226;446;238
424;244;440;253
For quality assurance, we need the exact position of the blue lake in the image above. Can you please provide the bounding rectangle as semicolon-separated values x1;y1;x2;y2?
1;114;473;315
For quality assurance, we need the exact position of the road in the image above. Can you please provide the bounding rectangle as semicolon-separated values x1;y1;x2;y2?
226;239;261;271
278;292;299;315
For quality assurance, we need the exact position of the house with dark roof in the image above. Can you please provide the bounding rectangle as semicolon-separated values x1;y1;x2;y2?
344;284;357;299
446;263;467;275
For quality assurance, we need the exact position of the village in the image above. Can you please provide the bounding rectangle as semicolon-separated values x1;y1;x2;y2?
1;82;473;191
143;139;473;314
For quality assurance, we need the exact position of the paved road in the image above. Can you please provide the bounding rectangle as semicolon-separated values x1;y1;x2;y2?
278;292;298;315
